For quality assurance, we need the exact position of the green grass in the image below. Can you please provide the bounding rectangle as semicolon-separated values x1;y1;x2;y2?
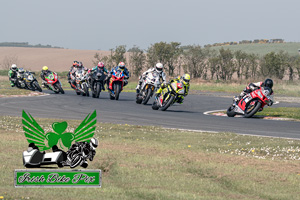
191;80;300;97
1;116;300;199
255;107;300;120
210;42;300;56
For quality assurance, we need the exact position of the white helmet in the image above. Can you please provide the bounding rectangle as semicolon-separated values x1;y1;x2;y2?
89;138;99;150
11;64;17;71
155;63;163;72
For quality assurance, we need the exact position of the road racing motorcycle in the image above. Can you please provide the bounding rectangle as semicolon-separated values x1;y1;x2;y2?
43;72;64;94
16;70;42;92
90;70;107;98
136;71;161;105
152;81;185;111
75;70;89;96
227;87;273;118
108;69;125;100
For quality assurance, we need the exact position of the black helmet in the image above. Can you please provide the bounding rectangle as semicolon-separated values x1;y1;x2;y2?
264;78;273;89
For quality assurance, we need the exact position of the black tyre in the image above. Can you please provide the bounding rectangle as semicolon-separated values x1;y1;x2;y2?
82;84;87;96
96;83;101;98
152;101;159;110
227;105;236;117
136;94;142;104
244;101;261;118
55;83;64;94
57;162;64;168
70;155;83;168
34;81;42;92
114;83;120;100
161;95;175;111
76;91;81;95
142;87;152;105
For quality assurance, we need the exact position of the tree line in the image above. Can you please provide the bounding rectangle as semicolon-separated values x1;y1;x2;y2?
95;42;300;81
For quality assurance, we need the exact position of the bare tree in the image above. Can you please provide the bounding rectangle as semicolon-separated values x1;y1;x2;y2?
2;55;18;70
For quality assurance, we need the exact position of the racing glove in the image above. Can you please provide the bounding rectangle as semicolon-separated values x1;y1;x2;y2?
268;100;273;106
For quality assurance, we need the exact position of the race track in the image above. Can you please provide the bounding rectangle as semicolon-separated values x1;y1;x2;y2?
0;90;299;139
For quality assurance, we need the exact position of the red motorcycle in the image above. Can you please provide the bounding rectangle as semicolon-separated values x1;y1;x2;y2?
44;72;64;94
227;87;273;118
108;69;125;100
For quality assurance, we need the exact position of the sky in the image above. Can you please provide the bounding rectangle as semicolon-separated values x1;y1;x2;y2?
0;0;299;51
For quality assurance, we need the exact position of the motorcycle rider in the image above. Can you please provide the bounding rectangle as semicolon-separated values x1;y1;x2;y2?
234;78;274;106
135;63;166;94
89;62;108;91
106;61;130;89
40;66;54;88
68;61;78;90
8;64;19;87
155;74;190;104
66;138;98;168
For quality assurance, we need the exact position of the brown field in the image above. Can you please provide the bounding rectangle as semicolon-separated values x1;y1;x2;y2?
0;47;115;72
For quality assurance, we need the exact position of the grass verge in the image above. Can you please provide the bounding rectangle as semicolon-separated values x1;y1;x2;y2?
1;116;300;200
255;107;300;120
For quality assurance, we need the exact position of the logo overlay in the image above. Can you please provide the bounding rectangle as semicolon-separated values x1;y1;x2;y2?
17;110;101;187
15;169;101;187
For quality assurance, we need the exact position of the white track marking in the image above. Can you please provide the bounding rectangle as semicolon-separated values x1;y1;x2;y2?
203;109;226;115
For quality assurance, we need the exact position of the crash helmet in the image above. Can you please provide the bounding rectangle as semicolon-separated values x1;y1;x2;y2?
97;62;105;68
118;62;125;70
73;61;78;67
11;64;17;71
19;68;25;74
42;66;49;73
78;62;83;68
89;138;99;150
181;74;190;85
264;78;273;89
155;63;163;73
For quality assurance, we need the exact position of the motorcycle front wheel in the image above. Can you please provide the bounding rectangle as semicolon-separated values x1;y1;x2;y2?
161;95;175;111
70;154;83;168
96;82;101;98
33;81;42;92
226;105;236;117
114;83;121;100
142;87;152;105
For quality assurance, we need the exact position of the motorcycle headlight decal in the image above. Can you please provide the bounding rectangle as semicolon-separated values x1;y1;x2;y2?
178;89;185;95
257;91;263;99
171;82;177;91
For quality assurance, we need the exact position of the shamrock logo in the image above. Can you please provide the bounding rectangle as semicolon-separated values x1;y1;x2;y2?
45;122;74;150
22;110;97;151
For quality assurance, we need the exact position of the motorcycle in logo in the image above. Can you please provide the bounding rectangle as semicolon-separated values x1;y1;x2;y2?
22;110;98;168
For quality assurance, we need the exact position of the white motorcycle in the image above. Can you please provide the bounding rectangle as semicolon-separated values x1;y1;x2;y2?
136;72;161;105
75;70;89;96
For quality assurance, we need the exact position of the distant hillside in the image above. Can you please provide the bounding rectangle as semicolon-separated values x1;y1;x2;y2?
209;42;300;57
0;42;63;49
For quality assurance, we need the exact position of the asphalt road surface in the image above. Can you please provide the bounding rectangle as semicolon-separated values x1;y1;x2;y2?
0;90;299;139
